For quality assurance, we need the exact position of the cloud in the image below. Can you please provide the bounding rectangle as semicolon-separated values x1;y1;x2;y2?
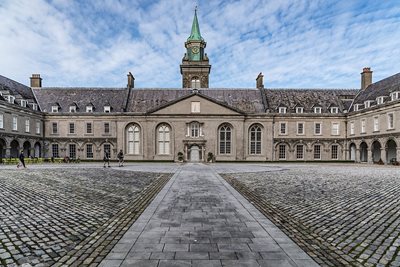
0;0;399;89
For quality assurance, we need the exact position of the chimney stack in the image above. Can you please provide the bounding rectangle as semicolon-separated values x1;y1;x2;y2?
361;67;372;90
30;74;42;88
256;72;264;89
127;72;135;89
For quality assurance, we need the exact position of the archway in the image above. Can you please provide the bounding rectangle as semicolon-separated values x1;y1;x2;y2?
371;141;381;163
10;140;19;158
349;143;356;161
23;141;31;158
360;142;368;162
34;142;41;158
387;140;397;163
0;139;6;159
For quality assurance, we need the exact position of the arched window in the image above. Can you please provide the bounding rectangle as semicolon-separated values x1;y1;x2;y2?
191;77;200;88
158;124;170;155
219;125;232;154
249;124;262;155
127;124;140;154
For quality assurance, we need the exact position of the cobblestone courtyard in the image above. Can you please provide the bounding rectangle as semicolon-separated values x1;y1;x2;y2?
222;164;400;267
0;167;171;266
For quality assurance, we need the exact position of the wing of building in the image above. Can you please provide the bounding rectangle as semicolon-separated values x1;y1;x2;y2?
1;11;399;163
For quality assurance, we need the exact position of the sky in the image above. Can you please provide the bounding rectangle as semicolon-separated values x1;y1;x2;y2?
0;0;400;89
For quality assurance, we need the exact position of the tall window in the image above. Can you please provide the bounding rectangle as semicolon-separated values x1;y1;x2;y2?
314;144;321;159
350;121;355;135
86;122;93;134
36;121;40;134
104;144;111;157
69;144;76;159
373;117;379;132
249;124;262;155
331;122;339;135
296;145;304;159
158;124;171;155
127;125;140;154
69;123;75;134
297;122;304;135
315;123;321;135
190;122;200;138
52;122;58;134
388;113;394;129
12;116;18;131
25;119;30;133
278;144;286;160
191;77;200;88
104;122;110;134
361;120;366;133
331;144;338;159
0;114;3;129
219;125;232;154
280;122;287;135
52;144;59;158
86;144;93;158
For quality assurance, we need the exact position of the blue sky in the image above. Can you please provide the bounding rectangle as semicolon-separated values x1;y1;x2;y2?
1;0;400;89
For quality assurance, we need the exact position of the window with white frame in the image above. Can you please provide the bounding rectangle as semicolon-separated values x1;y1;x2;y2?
69;106;76;112
191;101;200;113
296;144;304;159
0;114;3;129
279;122;287;135
86;122;93;134
388;113;394;129
350;121;355;135
32;103;38;111
314;144;321;159
278;107;287;114
249;124;262;155
219;124;232;154
330;107;338;114
296;107;304;113
391;92;399;101
158;124;171;155
278;144;286;159
52;122;58;134
69;144;76;159
7;95;15;104
12;116;17;131
51;106;58;113
364;101;372;108
314;122;322;135
36;121;40;134
86;144;94;158
331;144;338;159
21;100;27;107
361;119;366;133
373;116;379;132
86;105;93;112
354;104;360;111
69;123;75;134
104;122;110;134
297;122;304;135
52;144;59;158
104;106;111;113
104;144;111;158
25;119;30;133
191;77;200;88
376;96;384;105
331;122;339;135
314;107;322;113
190;122;200;138
127;124;140;154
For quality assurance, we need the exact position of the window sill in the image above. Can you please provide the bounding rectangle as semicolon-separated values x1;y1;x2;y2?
387;128;396;131
373;130;380;133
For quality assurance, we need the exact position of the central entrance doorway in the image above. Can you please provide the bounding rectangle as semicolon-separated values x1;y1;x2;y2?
190;145;200;162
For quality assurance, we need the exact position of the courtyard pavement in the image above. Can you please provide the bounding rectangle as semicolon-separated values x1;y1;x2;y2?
100;163;318;267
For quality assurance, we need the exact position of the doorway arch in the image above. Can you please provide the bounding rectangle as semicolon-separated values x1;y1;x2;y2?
387;140;397;163
0;139;6;159
10;140;19;158
371;141;382;163
23;141;31;158
34;142;41;158
349;143;356;161
360;142;368;162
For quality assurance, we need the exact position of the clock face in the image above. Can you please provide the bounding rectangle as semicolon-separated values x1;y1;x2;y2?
191;46;200;54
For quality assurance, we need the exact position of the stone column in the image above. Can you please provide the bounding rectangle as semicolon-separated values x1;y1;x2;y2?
381;148;387;164
367;149;373;164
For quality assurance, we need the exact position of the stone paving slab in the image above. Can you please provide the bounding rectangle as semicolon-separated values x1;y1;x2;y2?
100;163;319;267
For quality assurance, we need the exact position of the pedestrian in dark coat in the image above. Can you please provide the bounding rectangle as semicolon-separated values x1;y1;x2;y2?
103;151;110;168
17;150;26;168
117;150;124;167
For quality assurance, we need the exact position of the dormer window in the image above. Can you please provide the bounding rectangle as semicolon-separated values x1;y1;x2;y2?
314;107;322;113
354;104;360;111
296;107;304;113
330;107;338;114
376;96;385;105
6;95;15;104
86;105;93;112
51;106;59;113
104;106;111;113
31;103;38;111
278;107;287;114
364;101;372;108
69;106;76;112
20;100;27;107
391;91;399;101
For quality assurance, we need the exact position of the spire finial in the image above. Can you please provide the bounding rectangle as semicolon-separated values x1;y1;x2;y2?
187;6;203;41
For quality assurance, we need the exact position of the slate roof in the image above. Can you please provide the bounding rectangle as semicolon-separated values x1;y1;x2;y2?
32;88;128;113
352;72;400;108
264;89;358;113
0;75;36;101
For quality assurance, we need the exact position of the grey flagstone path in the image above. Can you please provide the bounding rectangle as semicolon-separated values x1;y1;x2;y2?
99;163;320;267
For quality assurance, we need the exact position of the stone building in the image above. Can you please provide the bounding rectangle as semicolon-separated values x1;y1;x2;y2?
0;11;399;163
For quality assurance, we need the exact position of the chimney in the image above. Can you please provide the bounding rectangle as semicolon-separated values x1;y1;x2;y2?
127;72;135;89
30;74;42;88
361;67;372;90
256;72;264;89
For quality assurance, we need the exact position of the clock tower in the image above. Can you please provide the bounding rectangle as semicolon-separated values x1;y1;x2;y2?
180;9;211;89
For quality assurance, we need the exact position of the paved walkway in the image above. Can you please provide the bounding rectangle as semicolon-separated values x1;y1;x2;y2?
100;163;319;267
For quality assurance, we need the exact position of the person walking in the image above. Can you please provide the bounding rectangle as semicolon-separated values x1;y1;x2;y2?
17;150;26;168
103;150;110;168
117;149;124;167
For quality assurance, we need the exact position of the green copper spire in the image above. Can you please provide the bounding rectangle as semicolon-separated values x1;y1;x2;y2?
187;8;203;41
